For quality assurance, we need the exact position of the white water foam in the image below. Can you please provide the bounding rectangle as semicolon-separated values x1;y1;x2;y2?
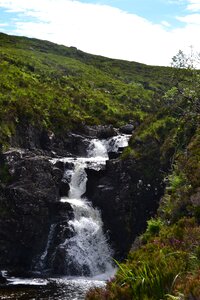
60;139;113;276
40;134;130;278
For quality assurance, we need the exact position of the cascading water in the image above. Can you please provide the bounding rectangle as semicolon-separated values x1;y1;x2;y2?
36;134;130;278
60;151;112;277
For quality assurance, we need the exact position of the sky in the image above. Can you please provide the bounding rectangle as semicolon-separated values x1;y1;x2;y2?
0;0;200;66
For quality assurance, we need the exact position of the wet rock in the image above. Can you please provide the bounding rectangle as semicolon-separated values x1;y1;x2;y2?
54;160;65;172
59;179;70;197
85;169;106;198
0;271;7;284
86;158;165;260
50;133;90;157
52;167;63;185
38;218;74;275
10;124;90;157
83;125;117;138
0;150;72;273
64;162;74;170
49;202;73;222
119;124;134;134
108;151;121;160
51;246;67;274
96;125;117;139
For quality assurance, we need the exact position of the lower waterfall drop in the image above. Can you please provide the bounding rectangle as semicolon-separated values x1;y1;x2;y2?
61;158;113;277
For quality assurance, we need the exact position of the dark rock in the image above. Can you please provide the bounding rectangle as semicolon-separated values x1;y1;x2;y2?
86;157;165;260
119;124;134;134
96;125;117;139
51;246;67;274
108;151;121;160
10;124;91;157
85;168;106;198
54;160;65;172
65;162;74;170
59;179;70;197
10;124;42;150
50;133;90;157
0;271;7;284
52;167;63;185
0;149;72;273
83;125;117;138
48;201;73;223
35;217;74;274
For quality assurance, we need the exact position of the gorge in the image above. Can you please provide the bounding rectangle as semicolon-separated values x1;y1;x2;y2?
0;125;164;299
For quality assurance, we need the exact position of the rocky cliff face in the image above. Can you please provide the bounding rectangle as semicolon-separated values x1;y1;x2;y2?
0;149;74;273
86;157;164;260
0;125;164;274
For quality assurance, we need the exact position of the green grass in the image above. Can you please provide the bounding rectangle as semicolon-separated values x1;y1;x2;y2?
0;32;175;147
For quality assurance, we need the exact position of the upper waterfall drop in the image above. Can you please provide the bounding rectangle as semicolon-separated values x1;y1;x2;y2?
67;161;87;199
88;139;108;159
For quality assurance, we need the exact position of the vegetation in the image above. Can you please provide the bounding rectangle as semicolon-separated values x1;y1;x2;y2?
0;32;173;149
86;50;200;299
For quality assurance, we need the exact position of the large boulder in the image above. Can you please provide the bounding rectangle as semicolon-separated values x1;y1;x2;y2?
10;124;90;157
83;125;118;139
50;133;90;157
119;124;134;134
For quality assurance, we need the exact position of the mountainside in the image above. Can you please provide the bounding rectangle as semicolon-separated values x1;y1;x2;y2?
0;33;200;299
0;32;172;149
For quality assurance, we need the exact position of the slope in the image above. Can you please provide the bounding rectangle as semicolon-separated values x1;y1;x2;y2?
0;32;172;148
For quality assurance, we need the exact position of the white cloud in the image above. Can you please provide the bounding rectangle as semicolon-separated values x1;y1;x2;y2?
0;0;200;66
0;22;8;27
187;0;200;12
177;13;200;24
161;20;171;27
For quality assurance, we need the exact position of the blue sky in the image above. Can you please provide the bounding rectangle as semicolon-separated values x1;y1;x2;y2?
0;0;200;66
78;0;187;26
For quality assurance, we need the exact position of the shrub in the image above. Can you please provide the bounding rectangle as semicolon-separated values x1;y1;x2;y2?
142;218;164;242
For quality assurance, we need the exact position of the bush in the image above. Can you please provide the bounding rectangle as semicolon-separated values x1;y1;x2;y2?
142;218;164;242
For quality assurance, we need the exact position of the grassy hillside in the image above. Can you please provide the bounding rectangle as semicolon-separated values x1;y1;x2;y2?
0;32;173;148
86;54;200;299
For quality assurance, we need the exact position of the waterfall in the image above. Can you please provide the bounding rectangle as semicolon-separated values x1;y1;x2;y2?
60;158;111;276
36;134;130;277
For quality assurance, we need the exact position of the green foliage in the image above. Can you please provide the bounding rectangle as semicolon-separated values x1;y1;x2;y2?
0;32;175;147
87;218;200;299
167;166;187;193
86;48;200;300
142;218;164;242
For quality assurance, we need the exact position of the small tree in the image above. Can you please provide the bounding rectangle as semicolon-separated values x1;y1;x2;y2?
164;48;200;117
171;47;200;70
